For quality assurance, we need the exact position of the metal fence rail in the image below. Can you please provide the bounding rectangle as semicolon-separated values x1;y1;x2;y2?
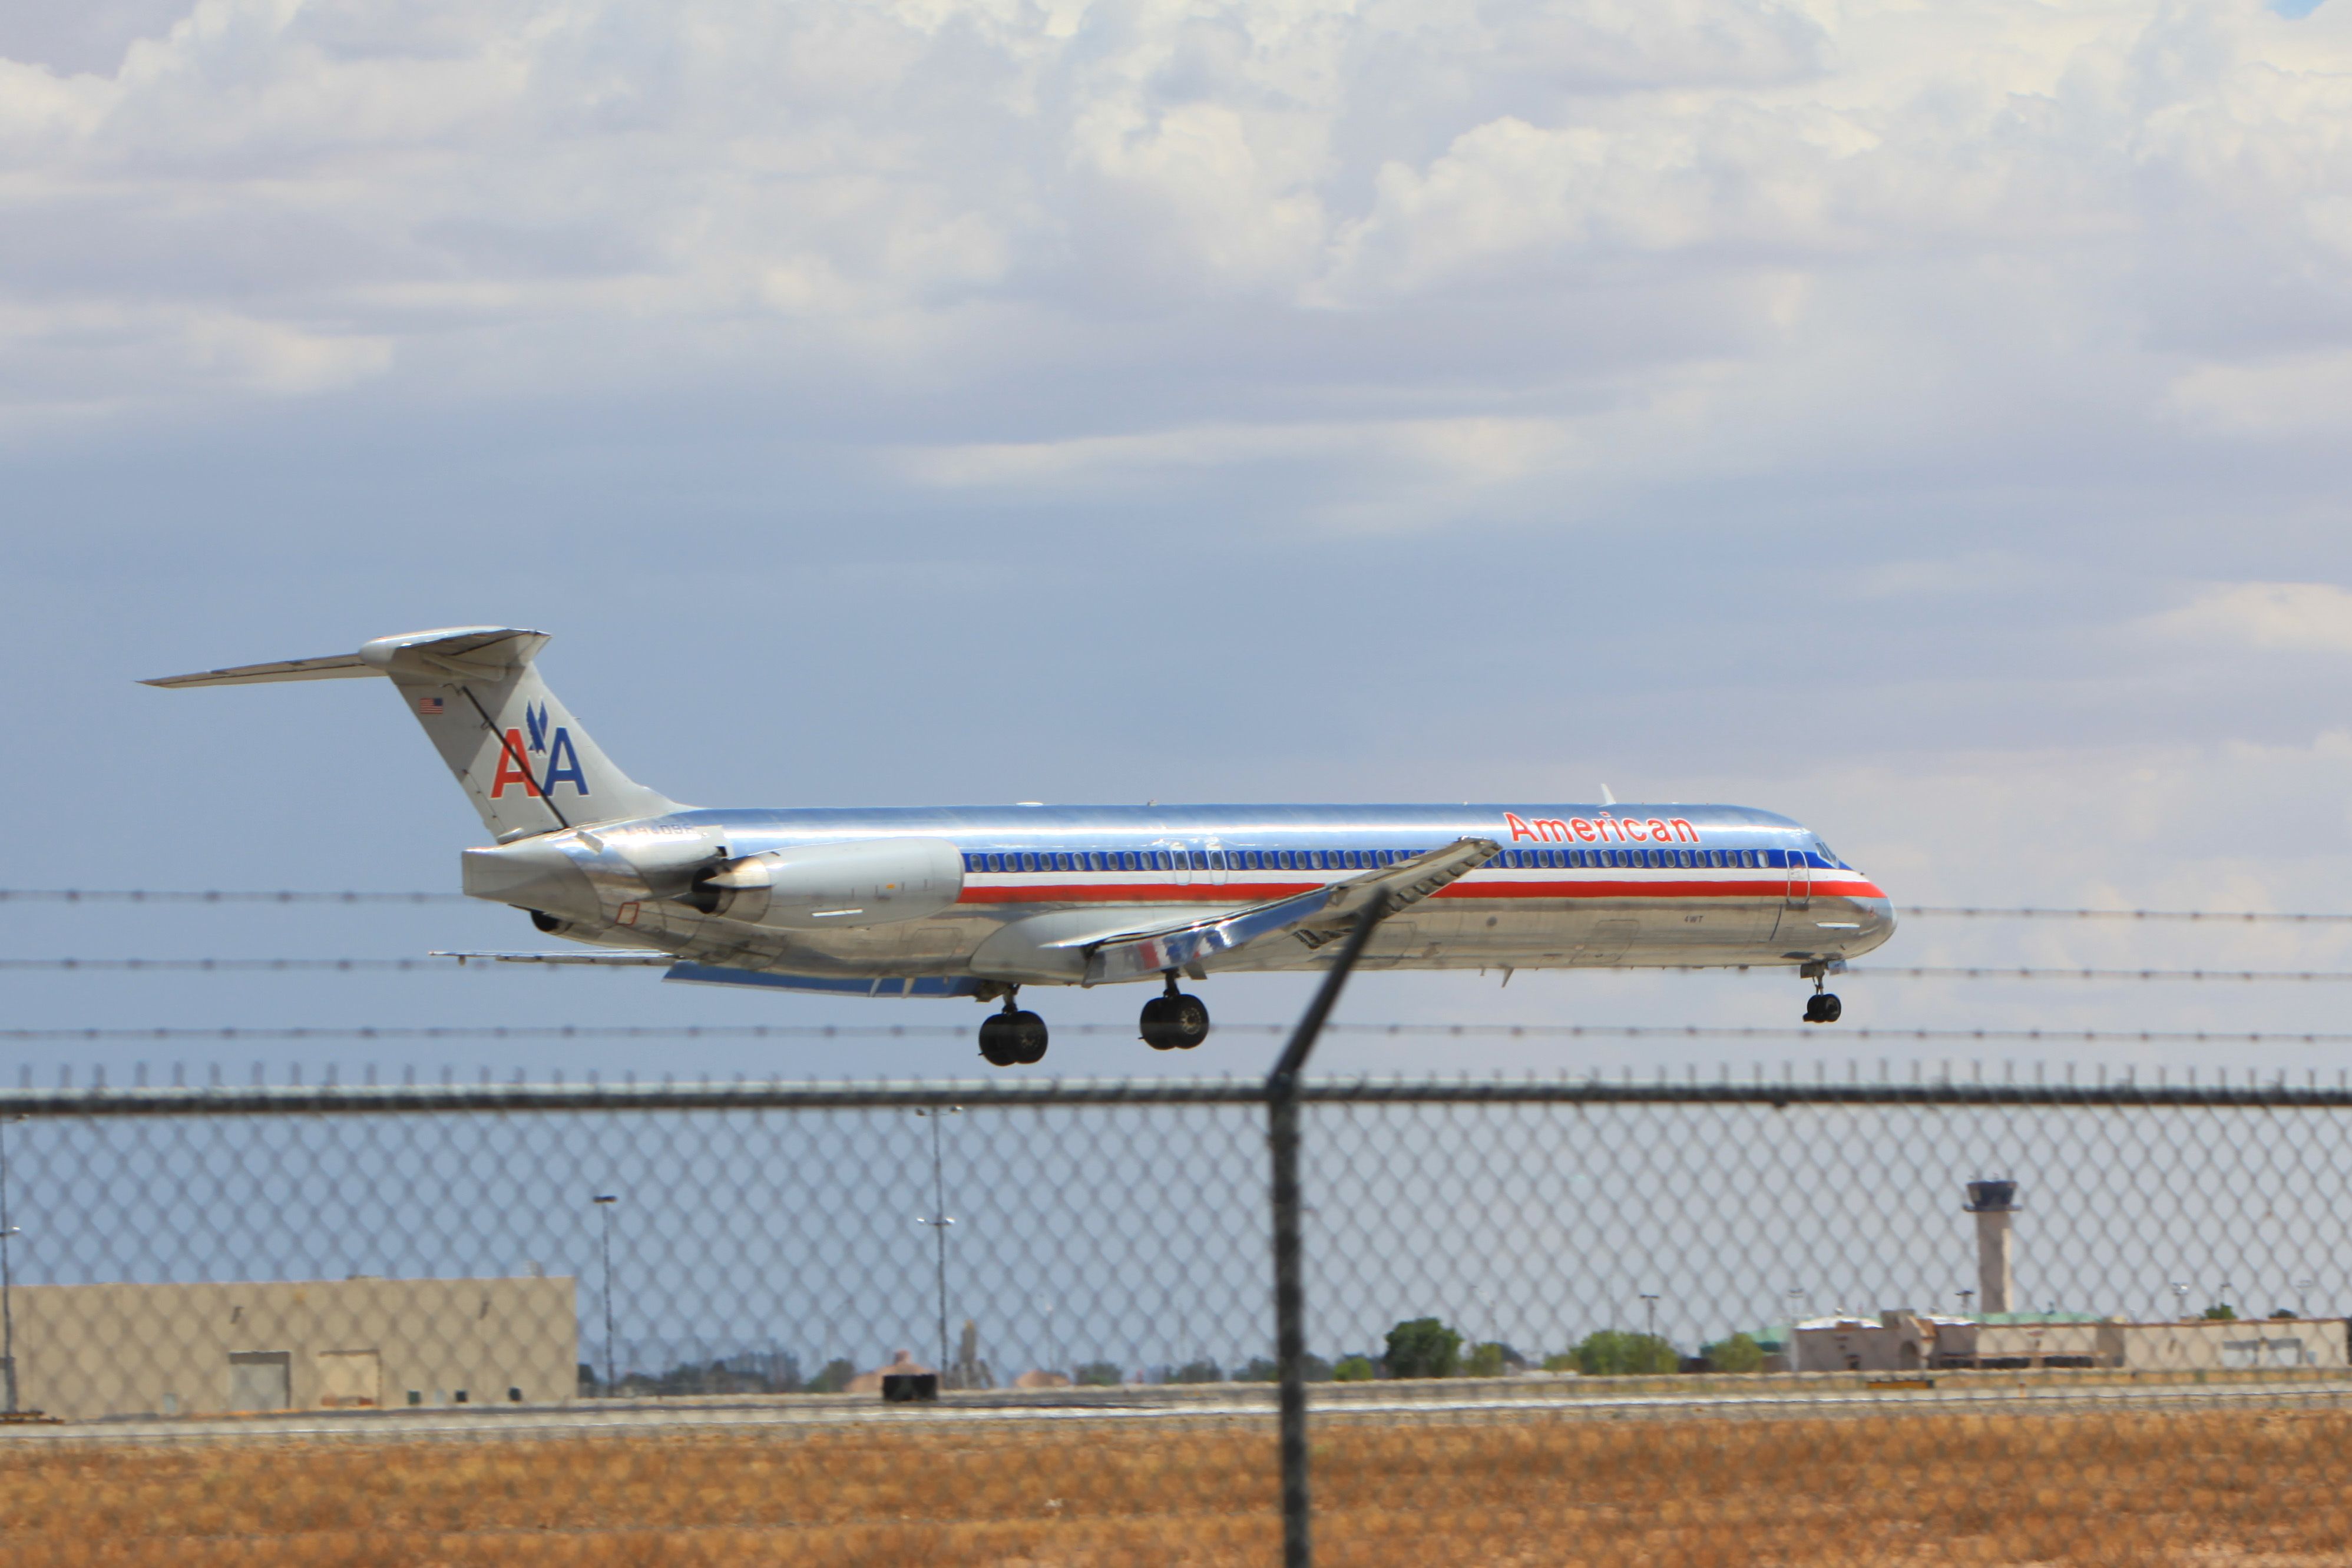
2;1070;2350;1565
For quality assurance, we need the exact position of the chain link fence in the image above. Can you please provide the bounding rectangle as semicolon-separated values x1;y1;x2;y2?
1;1071;2349;1563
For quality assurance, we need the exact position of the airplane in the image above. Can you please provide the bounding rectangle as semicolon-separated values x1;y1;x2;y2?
147;626;1897;1066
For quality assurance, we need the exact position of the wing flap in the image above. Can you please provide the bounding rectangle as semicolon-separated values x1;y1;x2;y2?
1079;836;1498;984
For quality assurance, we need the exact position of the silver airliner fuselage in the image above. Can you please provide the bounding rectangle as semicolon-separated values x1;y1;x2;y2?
466;802;1894;995
148;626;1896;1064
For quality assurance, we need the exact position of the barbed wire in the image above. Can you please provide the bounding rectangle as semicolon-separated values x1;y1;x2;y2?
0;889;467;904
11;891;2352;923
9;1021;2352;1047
12;957;2352;983
0;958;487;971
1844;965;2352;983
1901;906;2352;923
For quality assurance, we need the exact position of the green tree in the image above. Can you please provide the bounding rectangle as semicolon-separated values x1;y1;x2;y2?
1540;1351;1579;1373
805;1358;858;1394
1168;1359;1225;1384
1464;1342;1522;1377
1240;1354;1332;1382
1701;1332;1765;1374
1574;1329;1680;1375
1385;1318;1463;1379
2203;1304;2238;1321
1332;1354;1377;1382
1073;1360;1124;1387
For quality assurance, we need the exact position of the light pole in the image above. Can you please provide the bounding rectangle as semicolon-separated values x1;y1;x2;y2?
2171;1281;2189;1321
0;1116;19;1416
1958;1289;1974;1317
914;1109;959;1379
2299;1280;2316;1318
593;1195;618;1395
1640;1294;1660;1344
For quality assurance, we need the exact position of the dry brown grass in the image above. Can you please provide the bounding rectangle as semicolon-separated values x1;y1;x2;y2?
5;1407;2351;1566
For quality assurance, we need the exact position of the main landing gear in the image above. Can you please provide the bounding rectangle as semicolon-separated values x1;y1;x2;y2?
1802;962;1842;1025
977;993;1048;1067
1140;973;1210;1051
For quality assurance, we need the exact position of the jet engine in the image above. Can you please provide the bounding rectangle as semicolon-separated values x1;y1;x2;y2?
683;838;964;929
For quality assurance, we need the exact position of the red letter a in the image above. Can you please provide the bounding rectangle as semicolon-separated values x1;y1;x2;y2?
490;729;541;798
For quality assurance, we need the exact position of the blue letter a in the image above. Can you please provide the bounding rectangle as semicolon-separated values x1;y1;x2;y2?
542;728;589;795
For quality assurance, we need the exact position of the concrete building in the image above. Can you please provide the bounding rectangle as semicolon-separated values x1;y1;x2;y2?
1933;1314;2106;1369
1787;1309;2348;1374
2098;1316;2346;1371
3;1276;577;1421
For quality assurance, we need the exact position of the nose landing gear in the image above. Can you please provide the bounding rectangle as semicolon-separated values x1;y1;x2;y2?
1140;973;1210;1051
978;993;1048;1066
1801;962;1842;1024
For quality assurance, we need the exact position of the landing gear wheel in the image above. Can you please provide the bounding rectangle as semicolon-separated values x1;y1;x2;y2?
1803;992;1842;1024
1140;980;1210;1051
978;1001;1049;1066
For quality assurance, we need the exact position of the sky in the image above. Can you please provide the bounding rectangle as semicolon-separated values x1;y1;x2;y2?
8;0;2352;1088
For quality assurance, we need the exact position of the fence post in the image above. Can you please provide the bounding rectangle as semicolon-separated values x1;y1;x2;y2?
1267;893;1392;1568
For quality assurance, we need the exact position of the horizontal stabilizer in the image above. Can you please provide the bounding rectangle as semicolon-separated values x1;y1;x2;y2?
143;627;549;687
141;653;375;688
1076;836;1498;984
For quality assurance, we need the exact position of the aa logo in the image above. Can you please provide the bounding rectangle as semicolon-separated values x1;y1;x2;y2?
490;702;590;798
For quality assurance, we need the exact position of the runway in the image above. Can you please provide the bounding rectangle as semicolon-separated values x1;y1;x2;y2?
8;1371;2348;1446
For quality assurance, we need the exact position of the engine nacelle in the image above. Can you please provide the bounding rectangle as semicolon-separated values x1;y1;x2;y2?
684;838;964;929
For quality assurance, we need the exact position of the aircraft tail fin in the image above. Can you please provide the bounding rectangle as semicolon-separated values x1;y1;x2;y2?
144;627;682;839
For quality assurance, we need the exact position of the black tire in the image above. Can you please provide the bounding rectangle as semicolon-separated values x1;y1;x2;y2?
1817;993;1842;1024
1008;1010;1049;1064
977;1021;1020;1067
1139;995;1179;1050
1166;993;1210;1049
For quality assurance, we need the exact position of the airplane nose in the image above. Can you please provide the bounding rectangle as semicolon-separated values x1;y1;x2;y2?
461;838;600;922
1860;895;1897;946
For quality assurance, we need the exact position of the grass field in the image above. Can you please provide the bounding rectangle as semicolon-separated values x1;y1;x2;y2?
6;1406;2350;1565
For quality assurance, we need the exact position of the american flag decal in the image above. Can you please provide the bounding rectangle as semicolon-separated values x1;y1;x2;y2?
417;696;445;716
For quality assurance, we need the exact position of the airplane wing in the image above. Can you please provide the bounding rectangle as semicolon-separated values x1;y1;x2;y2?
1070;837;1498;985
431;951;673;965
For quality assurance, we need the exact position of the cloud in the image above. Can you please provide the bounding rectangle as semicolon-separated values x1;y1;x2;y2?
2145;583;2352;656
0;0;2343;550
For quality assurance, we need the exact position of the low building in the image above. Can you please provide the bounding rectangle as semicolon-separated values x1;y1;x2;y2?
4;1275;577;1421
1787;1311;1971;1372
2100;1317;2347;1371
1932;1312;2108;1369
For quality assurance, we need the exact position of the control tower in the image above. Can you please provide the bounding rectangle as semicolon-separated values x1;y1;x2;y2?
1964;1179;2017;1315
